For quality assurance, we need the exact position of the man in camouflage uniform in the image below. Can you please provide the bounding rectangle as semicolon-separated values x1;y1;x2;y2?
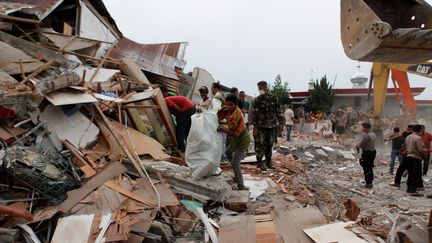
252;81;283;170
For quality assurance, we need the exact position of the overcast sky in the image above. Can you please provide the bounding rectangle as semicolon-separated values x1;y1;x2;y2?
104;0;432;99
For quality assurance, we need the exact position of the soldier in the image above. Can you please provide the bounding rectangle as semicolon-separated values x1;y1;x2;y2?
252;81;283;170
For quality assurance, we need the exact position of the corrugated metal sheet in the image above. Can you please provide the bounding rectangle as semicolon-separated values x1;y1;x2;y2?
109;37;188;81
1;0;64;20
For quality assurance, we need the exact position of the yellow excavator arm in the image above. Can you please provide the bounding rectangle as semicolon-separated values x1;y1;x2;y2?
341;0;432;121
341;0;432;64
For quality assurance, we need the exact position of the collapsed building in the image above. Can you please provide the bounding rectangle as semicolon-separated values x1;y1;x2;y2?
0;1;430;243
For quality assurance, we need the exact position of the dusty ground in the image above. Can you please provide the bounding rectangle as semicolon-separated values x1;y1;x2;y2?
221;129;432;240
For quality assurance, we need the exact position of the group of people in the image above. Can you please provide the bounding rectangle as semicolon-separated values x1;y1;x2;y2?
328;107;361;135
293;106;362;135
356;122;432;196
387;124;432;196
161;81;282;190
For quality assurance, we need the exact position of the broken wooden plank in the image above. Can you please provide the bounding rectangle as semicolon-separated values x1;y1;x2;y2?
42;31;100;52
255;215;277;243
58;161;126;213
0;30;78;69
135;178;179;207
120;57;152;87
104;180;156;207
0;14;40;24
0;41;43;75
219;215;256;243
94;105;146;178
20;60;54;83
109;119;170;160
273;205;326;243
303;222;367;243
45;90;97;106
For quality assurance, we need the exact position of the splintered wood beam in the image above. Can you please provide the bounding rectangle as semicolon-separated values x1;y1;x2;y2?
21;60;55;83
0;14;40;24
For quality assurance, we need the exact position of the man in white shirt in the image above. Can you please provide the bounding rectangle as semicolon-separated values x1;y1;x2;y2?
284;106;294;141
209;82;224;112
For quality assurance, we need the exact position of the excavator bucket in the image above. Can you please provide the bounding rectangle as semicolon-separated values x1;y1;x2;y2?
341;0;432;63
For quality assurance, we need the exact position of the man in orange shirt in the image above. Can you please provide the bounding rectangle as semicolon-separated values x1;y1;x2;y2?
421;125;432;175
163;91;196;151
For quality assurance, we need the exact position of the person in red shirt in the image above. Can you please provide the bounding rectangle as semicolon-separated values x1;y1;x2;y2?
421;125;432;175
163;91;196;151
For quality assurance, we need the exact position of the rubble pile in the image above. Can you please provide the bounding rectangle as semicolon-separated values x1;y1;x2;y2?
0;1;233;242
220;131;431;242
0;1;431;243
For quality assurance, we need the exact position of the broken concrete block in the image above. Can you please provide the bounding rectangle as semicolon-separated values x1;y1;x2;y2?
315;149;328;157
225;190;250;212
285;195;296;202
142;160;232;202
35;72;81;94
340;151;356;160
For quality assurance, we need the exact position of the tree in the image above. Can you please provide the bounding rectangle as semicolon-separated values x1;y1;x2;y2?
270;74;291;106
306;75;335;113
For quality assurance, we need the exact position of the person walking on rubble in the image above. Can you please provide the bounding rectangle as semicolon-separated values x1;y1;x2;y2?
298;106;305;132
217;94;250;190
421;125;432;175
329;112;337;133
336;110;347;135
404;124;427;196
356;122;377;189
385;127;404;175
284;105;294;141
390;125;413;188
162;90;196;152
252;81;283;171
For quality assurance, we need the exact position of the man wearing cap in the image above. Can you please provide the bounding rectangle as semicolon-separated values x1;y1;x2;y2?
252;81;283;170
356;122;377;188
198;86;211;110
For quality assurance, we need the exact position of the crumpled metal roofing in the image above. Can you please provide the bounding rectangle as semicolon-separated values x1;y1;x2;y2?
0;0;64;20
109;37;188;81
